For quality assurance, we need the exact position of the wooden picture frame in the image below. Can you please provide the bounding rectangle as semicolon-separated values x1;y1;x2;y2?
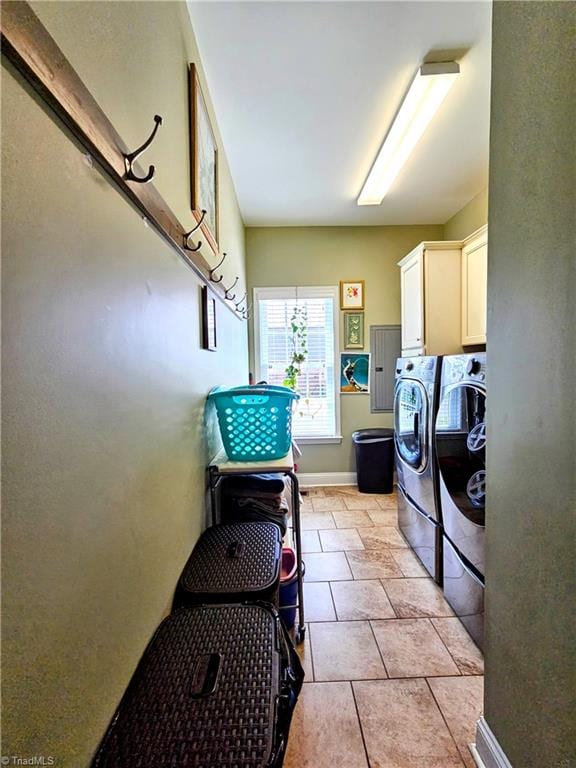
202;286;217;351
340;280;365;310
189;63;219;253
344;312;365;349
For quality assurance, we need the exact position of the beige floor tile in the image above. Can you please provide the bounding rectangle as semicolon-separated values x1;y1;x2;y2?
346;549;404;579
331;580;396;620
344;496;381;510
371;618;460;678
383;578;455;618
428;676;484;768
304;551;353;581
301;529;322;553
367;509;398;526
391;547;430;577
310;621;387;682
353;679;464;767
359;526;409;549
333;509;375;528
304;581;337;622
376;495;399;510
295;623;314;682
320;528;365;552
312;496;346;512
322;486;361;497
432;618;484;675
284;682;368;768
301;511;335;530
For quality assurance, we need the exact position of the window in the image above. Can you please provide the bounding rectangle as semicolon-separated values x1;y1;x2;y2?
254;287;341;442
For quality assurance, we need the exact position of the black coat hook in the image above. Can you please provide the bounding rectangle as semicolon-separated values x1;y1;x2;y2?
242;303;252;321
185;210;206;238
183;210;206;252
234;291;247;311
209;253;226;283
123;114;162;183
224;276;239;300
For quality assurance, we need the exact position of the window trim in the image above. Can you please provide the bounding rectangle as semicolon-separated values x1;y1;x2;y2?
253;286;341;443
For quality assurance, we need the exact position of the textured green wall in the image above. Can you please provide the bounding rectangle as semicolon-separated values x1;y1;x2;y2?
1;3;247;764
443;187;488;241
483;2;575;765
246;225;443;473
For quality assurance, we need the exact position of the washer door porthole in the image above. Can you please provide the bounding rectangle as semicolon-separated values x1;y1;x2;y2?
394;379;428;473
435;383;487;526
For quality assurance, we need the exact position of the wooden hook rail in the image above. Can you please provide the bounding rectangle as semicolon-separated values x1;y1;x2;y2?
0;1;244;320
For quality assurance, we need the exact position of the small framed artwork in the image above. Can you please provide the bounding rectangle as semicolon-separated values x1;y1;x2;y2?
189;63;218;253
202;286;217;351
340;280;365;310
344;312;364;349
340;353;370;394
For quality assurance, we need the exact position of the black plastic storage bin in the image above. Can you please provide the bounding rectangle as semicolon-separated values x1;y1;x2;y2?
92;604;304;768
352;428;395;493
174;522;282;609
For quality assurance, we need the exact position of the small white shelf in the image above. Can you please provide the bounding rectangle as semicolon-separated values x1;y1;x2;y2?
209;448;295;475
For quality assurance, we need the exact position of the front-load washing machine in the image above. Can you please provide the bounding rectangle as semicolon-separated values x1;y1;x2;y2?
394;356;443;582
435;352;486;649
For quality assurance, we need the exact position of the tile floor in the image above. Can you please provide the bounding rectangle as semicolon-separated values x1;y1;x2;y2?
286;485;483;768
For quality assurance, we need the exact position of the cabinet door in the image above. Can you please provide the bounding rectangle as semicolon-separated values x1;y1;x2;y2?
462;233;488;345
401;252;424;351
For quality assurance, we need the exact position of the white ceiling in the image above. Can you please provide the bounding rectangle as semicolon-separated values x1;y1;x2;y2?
187;1;492;226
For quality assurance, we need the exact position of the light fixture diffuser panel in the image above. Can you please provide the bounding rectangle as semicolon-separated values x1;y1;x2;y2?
357;62;460;205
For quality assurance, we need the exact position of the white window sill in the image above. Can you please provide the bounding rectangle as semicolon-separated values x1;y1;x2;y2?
293;435;343;445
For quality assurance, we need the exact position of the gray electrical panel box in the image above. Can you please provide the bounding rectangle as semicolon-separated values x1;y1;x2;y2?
370;325;401;412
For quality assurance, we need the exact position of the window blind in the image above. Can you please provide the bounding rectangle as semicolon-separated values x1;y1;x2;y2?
257;292;338;439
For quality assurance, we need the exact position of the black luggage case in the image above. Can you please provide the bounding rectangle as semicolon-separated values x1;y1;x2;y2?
92;603;304;768
174;522;282;608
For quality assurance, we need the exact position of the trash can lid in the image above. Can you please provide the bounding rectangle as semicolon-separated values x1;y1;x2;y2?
352;428;394;444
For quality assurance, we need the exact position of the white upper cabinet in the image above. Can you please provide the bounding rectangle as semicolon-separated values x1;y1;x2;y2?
399;242;463;357
400;251;424;351
461;225;488;345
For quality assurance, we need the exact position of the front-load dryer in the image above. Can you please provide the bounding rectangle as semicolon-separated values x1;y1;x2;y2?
394;355;442;582
435;352;486;649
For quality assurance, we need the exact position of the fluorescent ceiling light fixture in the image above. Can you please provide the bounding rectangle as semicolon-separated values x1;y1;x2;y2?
357;61;460;205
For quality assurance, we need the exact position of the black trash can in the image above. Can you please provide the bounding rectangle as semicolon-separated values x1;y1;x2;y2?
352;428;395;493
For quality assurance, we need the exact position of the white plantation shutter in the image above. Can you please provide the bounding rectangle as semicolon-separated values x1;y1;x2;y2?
255;287;340;439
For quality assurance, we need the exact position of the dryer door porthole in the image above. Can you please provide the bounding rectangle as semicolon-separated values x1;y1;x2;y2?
435;383;487;526
394;379;429;473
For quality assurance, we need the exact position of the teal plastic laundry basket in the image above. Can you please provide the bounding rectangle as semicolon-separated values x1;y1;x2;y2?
209;385;300;462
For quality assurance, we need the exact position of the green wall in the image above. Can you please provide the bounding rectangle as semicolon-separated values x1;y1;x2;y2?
2;2;247;764
443;187;488;241
482;2;575;765
246;225;443;474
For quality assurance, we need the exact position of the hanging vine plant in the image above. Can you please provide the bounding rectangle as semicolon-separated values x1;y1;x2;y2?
283;304;308;390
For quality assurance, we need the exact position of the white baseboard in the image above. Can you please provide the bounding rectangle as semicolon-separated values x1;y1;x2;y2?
297;471;357;487
473;718;513;768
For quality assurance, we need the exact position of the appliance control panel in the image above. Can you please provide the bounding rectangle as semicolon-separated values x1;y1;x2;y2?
442;353;486;385
395;355;438;383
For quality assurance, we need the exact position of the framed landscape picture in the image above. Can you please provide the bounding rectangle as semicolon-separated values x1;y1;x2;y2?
340;280;365;310
340;353;370;394
189;63;218;253
344;312;364;349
